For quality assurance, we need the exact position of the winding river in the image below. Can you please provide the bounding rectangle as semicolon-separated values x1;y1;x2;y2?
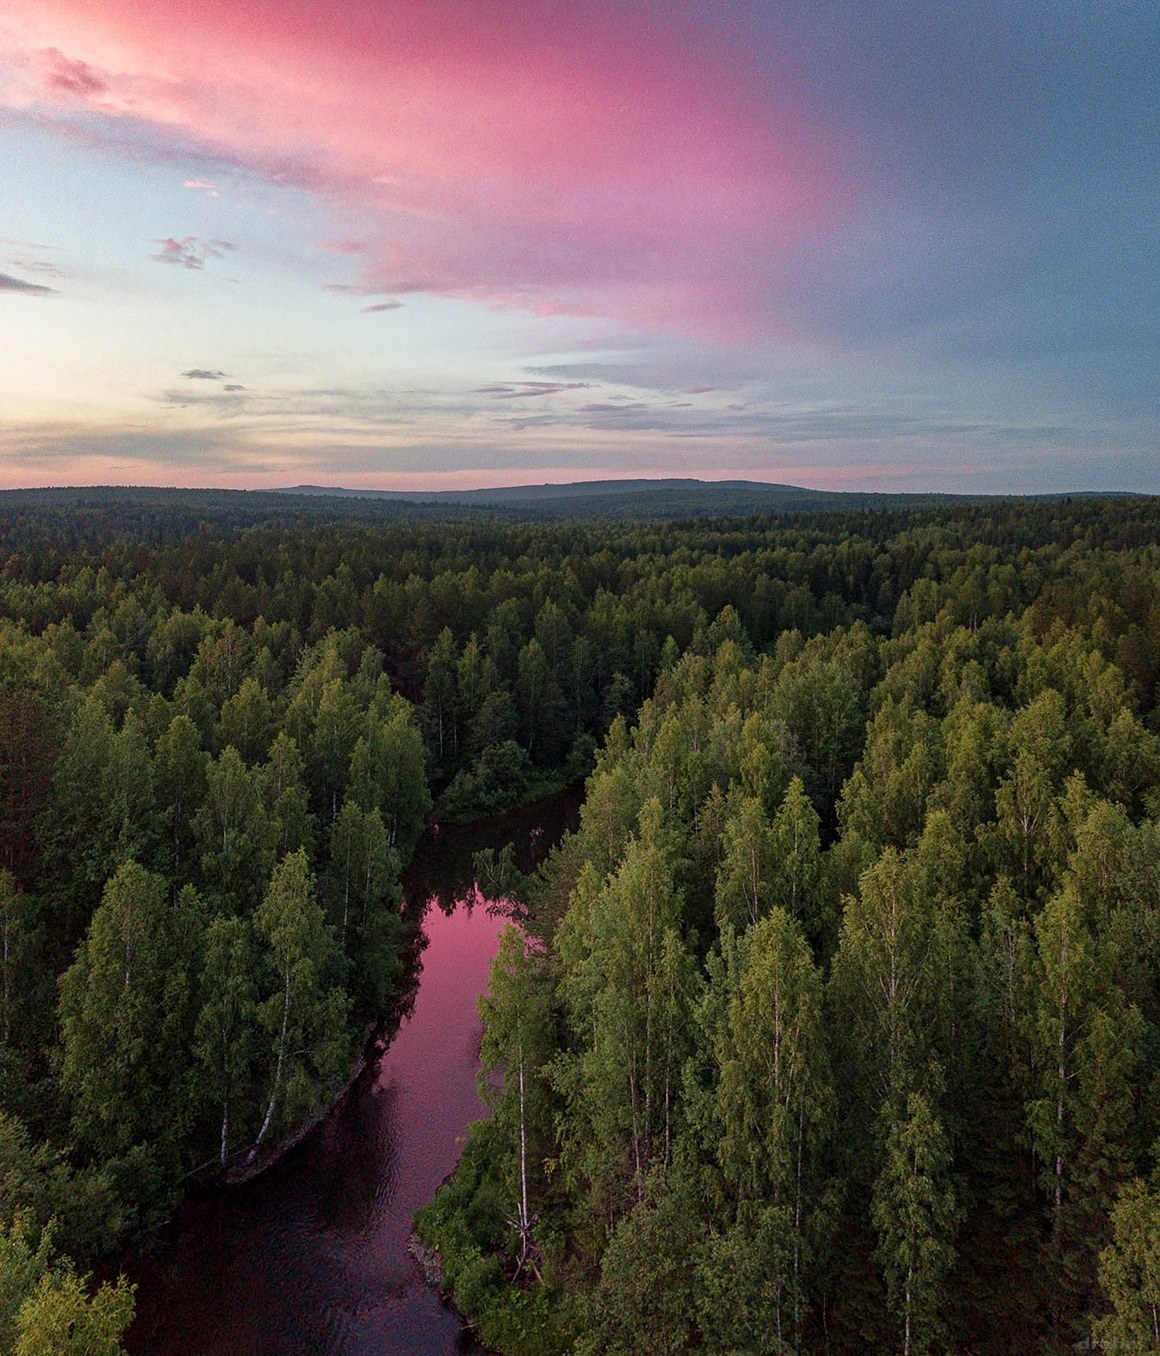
126;792;579;1356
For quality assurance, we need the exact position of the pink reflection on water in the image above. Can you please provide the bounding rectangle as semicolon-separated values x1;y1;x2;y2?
126;893;509;1355
370;894;505;1222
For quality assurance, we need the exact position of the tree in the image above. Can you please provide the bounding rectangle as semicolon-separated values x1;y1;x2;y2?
39;696;157;920
556;801;695;1217
768;777;825;949
1093;1175;1160;1352
347;700;431;857
1024;883;1144;1322
217;675;274;764
711;908;833;1344
258;732;314;862
309;677;360;823
194;916;259;1166
478;925;555;1279
192;746;272;911
714;796;775;932
248;850;352;1161
58;863;201;1161
829;849;943;1117
0;1216;134;1356
0;874;37;1055
577;1185;700;1356
871;1093;961;1356
422;627;459;773
324;801;400;1012
152;715;208;885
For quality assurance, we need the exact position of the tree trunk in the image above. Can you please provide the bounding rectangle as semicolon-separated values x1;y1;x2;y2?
249;969;291;1163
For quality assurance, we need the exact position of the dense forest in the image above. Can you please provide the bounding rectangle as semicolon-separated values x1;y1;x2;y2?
0;489;1159;1350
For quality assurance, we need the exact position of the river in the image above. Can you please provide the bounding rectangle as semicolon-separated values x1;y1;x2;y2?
125;791;580;1356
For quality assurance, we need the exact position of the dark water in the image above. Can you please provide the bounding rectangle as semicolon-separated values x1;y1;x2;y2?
126;791;579;1356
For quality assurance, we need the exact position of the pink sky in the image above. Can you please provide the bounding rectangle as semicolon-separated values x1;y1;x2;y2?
3;0;840;337
0;0;1153;493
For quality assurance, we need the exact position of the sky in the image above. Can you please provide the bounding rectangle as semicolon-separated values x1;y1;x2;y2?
0;0;1156;494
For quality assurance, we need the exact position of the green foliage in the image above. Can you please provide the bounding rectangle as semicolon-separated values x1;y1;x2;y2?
58;862;200;1161
6;489;1160;1349
0;1216;134;1356
1093;1175;1160;1352
871;1094;961;1356
249;849;353;1157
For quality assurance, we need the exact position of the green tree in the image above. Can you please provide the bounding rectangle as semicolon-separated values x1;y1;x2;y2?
478;925;556;1278
0;1216;134;1356
422;627;460;773
1024;883;1144;1321
217;675;274;764
248;850;352;1161
0;874;38;1056
768;777;825;949
152;714;208;885
193;746;272;911
577;1185;700;1356
324;801;400;1012
711;908;833;1344
347;699;431;857
556;801;695;1218
58;864;201;1160
309;677;360;823
194;916;259;1166
40;696;157;920
714;796;775;932
871;1093;961;1356
1093;1175;1160;1352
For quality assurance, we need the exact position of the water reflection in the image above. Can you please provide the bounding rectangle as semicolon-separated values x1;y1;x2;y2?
126;792;579;1356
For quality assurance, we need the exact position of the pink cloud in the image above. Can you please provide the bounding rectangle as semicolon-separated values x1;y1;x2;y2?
2;0;847;337
152;236;233;269
41;46;106;97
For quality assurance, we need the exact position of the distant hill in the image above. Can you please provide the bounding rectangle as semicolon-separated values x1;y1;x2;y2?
267;477;972;518
275;478;811;502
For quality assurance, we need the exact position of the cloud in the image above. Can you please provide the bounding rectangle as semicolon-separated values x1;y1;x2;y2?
1;0;841;337
474;381;593;399
1;0;1155;486
183;179;220;197
41;47;106;98
152;237;233;270
578;402;650;414
181;369;228;380
223;383;245;392
0;237;60;251
0;271;56;295
362;301;403;313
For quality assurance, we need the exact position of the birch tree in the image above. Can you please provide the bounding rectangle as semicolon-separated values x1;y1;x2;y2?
248;850;351;1162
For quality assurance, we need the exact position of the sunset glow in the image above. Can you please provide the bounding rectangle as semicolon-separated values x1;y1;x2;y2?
1;1;1155;492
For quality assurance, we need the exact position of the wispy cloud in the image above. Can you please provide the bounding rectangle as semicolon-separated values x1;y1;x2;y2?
0;271;56;296
181;369;229;380
183;179;221;198
474;381;593;399
152;237;234;270
41;47;106;98
362;301;403;313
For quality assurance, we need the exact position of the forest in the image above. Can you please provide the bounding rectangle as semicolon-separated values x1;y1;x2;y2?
0;488;1159;1351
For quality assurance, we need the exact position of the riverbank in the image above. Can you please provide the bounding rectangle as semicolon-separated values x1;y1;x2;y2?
122;791;580;1355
